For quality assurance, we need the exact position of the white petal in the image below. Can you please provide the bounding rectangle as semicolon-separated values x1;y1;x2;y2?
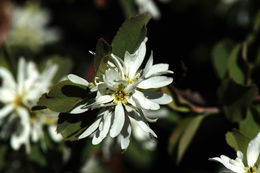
17;58;26;93
129;115;157;138
0;104;14;119
119;122;132;150
143;51;154;75
48;125;63;142
40;63;57;84
124;38;147;78
146;1;161;19
10;107;30;151
132;91;160;110
103;69;122;89
79;118;102;139
147;92;173;105
209;155;245;173
96;95;113;104
110;103;125;137
68;74;89;86
138;76;173;89
145;63;169;78
247;132;260;166
92;111;112;145
0;68;16;89
24;62;39;91
0;88;16;103
69;104;88;114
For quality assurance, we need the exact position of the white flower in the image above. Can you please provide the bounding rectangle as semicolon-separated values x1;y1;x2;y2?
0;58;61;152
210;132;260;173
8;2;60;51
134;0;170;19
68;38;173;150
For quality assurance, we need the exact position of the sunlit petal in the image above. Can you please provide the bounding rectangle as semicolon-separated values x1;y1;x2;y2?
68;74;89;86
247;132;260;167
138;76;173;89
110;103;125;137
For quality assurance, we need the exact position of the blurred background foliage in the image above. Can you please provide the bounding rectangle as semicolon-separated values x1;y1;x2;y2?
0;0;260;173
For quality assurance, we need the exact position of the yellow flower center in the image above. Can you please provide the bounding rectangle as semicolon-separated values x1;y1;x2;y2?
13;96;23;107
125;77;135;84
112;89;129;104
245;166;257;173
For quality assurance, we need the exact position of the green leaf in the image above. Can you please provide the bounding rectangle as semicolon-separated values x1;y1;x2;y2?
111;14;151;58
168;118;191;155
225;129;250;154
253;11;260;33
94;38;112;78
211;40;234;79
29;145;47;167
177;115;204;164
36;80;92;113
118;0;138;18
0;144;7;169
57;111;97;141
239;109;260;139
168;115;205;164
217;78;258;122
228;44;248;85
0;48;9;69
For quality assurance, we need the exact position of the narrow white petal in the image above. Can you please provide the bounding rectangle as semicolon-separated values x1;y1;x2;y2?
120;123;132;150
0;68;16;89
146;1;161;19
124;38;147;78
247;132;260;166
79;118;102;139
145;64;169;78
92;131;102;145
130;116;157;138
209;155;245;173
48;125;63;142
24;62;39;91
132;91;160;110
17;58;26;93
69;104;88;114
143;51;154;75
0;104;14;119
148;92;173;105
96;95;113;104
110;103;125;137
68;74;89;86
10;107;30;150
138;76;173;89
40;64;57;84
92;111;112;145
0;88;15;103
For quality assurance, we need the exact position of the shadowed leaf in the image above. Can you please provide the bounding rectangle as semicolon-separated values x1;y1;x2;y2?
36;80;92;113
218;78;258;122
112;14;151;58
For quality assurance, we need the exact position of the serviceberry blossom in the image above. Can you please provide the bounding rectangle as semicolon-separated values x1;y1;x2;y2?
8;2;60;51
0;58;62;152
210;132;260;173
68;38;173;150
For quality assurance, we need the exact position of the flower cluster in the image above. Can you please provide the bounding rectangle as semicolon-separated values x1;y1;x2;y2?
7;2;60;51
67;38;173;150
0;58;62;152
